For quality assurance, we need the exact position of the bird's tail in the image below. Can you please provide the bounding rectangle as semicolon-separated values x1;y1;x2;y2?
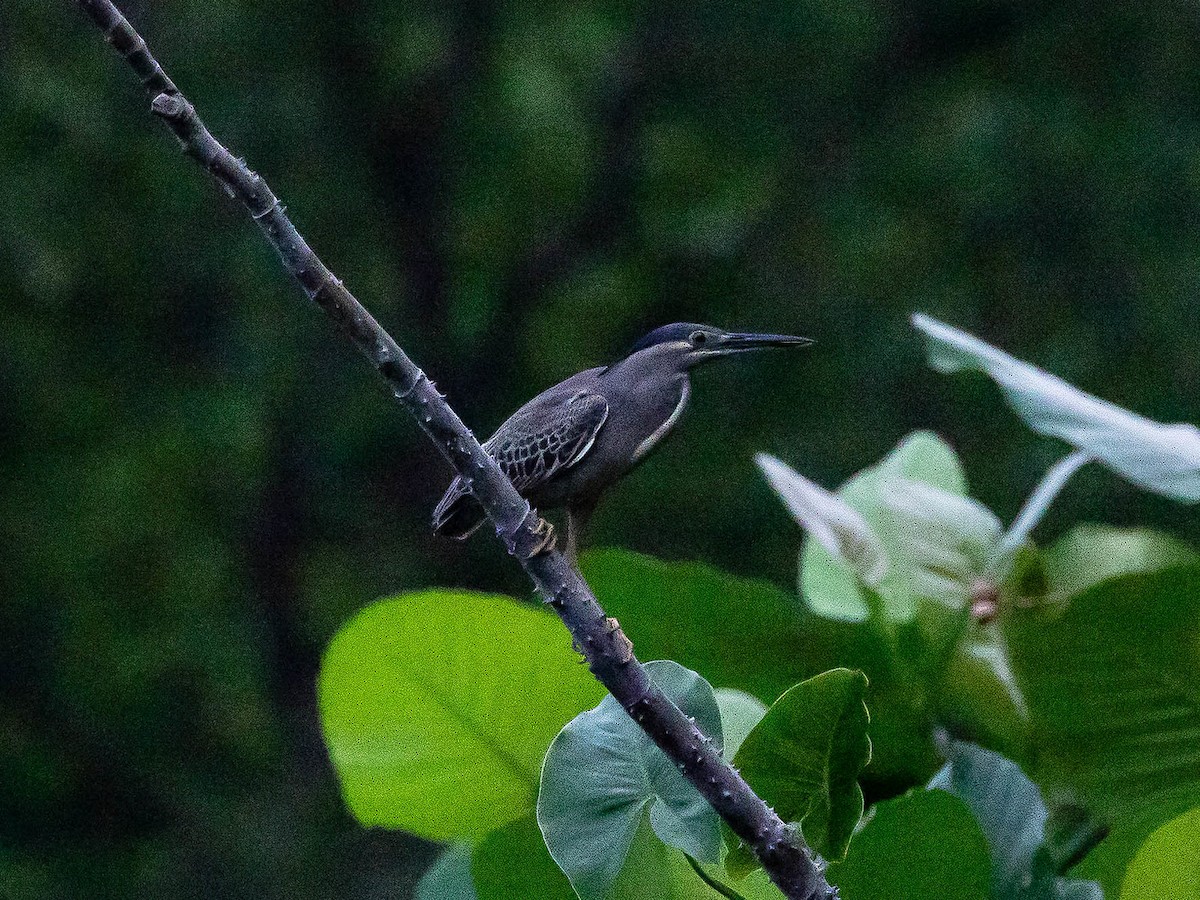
432;477;486;540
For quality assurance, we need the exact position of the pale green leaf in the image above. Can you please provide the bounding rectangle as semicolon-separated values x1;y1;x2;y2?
613;813;787;900
800;430;969;622
1042;525;1199;598
878;476;1002;609
416;845;478;900
537;660;723;900
929;740;1103;900
715;688;767;760
756;452;888;586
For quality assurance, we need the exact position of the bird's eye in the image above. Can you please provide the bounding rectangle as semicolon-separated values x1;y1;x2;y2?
690;331;708;346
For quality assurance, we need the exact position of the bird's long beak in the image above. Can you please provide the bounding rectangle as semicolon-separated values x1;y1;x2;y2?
716;332;814;354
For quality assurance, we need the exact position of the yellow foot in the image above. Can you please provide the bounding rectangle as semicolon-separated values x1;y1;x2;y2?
527;516;557;556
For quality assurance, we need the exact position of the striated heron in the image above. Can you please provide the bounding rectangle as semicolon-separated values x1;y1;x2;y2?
433;323;812;559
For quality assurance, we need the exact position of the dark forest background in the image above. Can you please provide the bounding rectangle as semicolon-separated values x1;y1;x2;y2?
3;0;1199;896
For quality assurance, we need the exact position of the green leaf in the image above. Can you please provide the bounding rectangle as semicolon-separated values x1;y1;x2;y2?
800;430;969;623
317;590;604;839
928;740;1103;900
714;688;767;760
416;844;478;900
936;624;1031;764
805;609;943;793
537;660;724;900
581;549;813;702
582;549;938;791
612;813;787;900
1119;806;1200;900
1042;525;1198;598
1004;566;1200;895
913;313;1200;503
473;816;575;900
827;789;992;900
732;669;871;863
472;810;785;900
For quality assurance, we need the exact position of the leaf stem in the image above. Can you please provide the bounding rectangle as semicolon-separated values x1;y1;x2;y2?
72;3;835;897
687;854;752;900
989;450;1092;577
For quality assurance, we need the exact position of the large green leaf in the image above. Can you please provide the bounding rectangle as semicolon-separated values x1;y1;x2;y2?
1004;566;1200;895
827;789;991;900
471;811;787;900
805;608;942;792
929;740;1102;899
583;549;937;792
732;669;871;863
580;549;812;702
913;313;1200;502
317;590;604;839
1119;807;1200;900
537;660;723;900
1042;525;1198;598
799;431;969;622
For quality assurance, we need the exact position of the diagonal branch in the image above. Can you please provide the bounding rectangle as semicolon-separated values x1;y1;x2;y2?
72;3;836;897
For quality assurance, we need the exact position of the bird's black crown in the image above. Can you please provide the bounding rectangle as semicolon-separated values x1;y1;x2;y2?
628;323;712;354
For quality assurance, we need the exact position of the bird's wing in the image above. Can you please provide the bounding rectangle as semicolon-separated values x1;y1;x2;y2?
484;391;609;494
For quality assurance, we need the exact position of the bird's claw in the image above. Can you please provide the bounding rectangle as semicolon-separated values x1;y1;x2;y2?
527;516;557;557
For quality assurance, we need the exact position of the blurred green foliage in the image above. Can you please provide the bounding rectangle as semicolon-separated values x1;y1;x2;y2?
4;0;1200;896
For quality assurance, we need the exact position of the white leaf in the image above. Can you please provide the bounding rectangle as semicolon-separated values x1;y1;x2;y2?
913;313;1200;502
878;477;1003;609
755;452;889;587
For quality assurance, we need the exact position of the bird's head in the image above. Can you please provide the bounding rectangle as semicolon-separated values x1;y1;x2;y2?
627;323;813;369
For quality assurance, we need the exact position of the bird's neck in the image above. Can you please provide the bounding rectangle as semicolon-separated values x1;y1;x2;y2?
609;342;688;383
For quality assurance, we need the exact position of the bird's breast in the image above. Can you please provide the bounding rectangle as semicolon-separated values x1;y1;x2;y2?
631;378;691;464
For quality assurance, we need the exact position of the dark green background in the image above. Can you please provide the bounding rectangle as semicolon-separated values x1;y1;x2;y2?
3;0;1198;896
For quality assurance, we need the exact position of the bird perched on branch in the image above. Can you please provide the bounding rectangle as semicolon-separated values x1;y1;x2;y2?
433;323;812;559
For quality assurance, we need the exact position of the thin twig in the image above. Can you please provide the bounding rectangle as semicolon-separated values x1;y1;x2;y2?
988;450;1093;578
71;3;837;897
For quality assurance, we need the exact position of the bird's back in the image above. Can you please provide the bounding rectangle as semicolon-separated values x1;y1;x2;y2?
432;367;607;538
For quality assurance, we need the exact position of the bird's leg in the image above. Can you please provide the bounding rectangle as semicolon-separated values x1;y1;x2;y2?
565;512;580;565
565;498;598;566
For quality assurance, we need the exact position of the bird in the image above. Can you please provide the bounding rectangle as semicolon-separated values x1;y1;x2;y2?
433;323;813;559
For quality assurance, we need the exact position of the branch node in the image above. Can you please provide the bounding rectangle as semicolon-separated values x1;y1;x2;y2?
392;370;429;401
251;198;281;221
150;91;185;120
603;617;634;663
